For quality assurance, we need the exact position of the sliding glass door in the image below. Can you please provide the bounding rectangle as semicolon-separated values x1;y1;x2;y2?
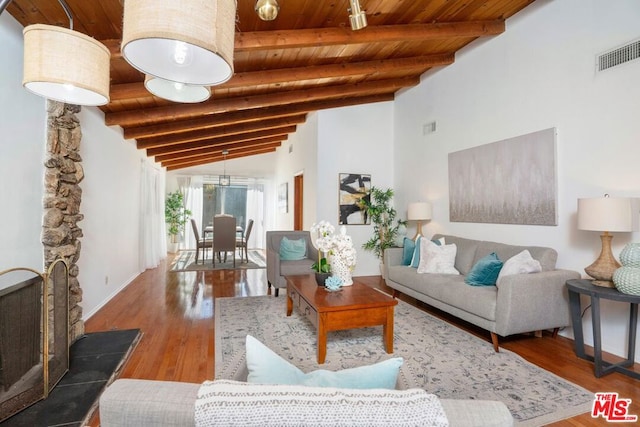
202;184;248;229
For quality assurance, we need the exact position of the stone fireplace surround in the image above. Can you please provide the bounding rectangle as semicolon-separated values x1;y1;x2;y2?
43;101;85;342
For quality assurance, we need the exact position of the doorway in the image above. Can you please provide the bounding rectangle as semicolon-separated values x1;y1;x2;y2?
294;174;303;230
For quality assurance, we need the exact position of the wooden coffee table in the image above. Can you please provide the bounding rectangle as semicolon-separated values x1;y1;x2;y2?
285;274;398;364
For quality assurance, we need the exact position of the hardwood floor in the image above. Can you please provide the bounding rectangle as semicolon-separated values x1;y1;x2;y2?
85;256;640;426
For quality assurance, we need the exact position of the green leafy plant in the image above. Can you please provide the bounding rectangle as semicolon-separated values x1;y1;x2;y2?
165;191;192;243
311;257;331;273
362;187;406;262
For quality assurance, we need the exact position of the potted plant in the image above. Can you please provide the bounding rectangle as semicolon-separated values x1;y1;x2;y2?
362;187;406;267
165;191;192;253
310;221;334;286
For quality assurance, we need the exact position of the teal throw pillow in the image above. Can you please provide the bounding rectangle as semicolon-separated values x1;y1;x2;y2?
410;236;422;268
279;237;307;261
245;335;403;389
465;252;503;286
402;237;416;265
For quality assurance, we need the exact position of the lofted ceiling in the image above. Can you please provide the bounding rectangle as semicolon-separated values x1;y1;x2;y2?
6;0;535;171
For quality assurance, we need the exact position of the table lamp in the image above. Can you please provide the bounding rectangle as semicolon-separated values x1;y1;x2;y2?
408;202;432;240
577;196;633;287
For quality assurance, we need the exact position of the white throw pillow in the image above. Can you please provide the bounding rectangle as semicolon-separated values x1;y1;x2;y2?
417;239;459;275
496;249;542;285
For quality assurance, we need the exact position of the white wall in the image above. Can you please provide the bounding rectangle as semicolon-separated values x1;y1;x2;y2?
394;0;640;360
273;113;319;230
0;12;162;316
0;12;46;276
270;102;396;276
317;102;395;276
78;108;154;318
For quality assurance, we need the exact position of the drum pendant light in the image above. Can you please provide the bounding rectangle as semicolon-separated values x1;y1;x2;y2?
144;75;211;103
121;0;236;86
21;0;110;106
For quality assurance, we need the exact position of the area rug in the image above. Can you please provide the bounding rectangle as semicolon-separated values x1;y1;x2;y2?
1;328;141;427
214;295;593;427
170;249;266;271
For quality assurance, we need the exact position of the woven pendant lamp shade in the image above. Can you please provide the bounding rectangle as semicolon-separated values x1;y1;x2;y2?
144;75;211;103
121;0;236;86
22;24;110;106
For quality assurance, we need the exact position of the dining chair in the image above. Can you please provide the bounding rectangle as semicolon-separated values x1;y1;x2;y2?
213;215;236;267
190;219;212;264
236;219;254;263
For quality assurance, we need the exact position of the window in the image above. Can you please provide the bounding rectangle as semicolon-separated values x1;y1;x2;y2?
202;183;248;228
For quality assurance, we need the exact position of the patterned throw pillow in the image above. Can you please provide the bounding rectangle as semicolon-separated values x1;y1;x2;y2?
417;240;459;275
410;236;444;268
195;380;450;427
496;250;542;286
279;237;307;261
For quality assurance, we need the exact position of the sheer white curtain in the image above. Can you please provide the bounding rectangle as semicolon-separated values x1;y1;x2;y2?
180;176;203;250
139;161;166;270
246;179;265;249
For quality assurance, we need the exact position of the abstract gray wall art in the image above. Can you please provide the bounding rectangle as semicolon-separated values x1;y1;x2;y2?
448;128;557;225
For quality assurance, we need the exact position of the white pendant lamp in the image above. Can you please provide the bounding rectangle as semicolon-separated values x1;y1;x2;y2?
121;0;236;86
144;75;211;103
22;8;110;106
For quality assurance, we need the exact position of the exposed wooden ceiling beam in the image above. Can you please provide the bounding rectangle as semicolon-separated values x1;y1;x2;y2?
146;128;295;157
109;54;453;101
101;20;504;58
137;115;306;149
155;139;282;163
234;21;504;50
164;146;278;171
123;93;393;140
106;78;417;127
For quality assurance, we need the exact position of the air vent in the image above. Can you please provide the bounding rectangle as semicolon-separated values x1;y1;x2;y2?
597;38;640;72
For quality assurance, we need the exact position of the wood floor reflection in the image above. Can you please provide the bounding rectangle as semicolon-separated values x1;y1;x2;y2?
85;256;640;427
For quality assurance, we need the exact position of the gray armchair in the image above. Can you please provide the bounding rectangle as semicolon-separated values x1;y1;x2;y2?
266;231;318;297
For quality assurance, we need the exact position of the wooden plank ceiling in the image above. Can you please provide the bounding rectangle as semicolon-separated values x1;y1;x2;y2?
7;0;535;171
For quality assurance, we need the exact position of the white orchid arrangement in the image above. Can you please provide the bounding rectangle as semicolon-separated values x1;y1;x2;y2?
310;221;357;273
310;220;334;273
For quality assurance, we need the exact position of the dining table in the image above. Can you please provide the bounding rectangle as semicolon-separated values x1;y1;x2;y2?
203;225;244;238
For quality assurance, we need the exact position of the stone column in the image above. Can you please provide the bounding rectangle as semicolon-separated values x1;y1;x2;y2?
42;101;85;342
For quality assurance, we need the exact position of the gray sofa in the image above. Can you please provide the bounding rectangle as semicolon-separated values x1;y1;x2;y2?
384;234;580;351
266;230;318;297
100;378;514;427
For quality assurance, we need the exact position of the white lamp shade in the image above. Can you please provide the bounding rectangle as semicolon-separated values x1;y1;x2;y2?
121;0;236;86
408;202;432;221
144;75;211;103
22;24;110;106
577;197;634;232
